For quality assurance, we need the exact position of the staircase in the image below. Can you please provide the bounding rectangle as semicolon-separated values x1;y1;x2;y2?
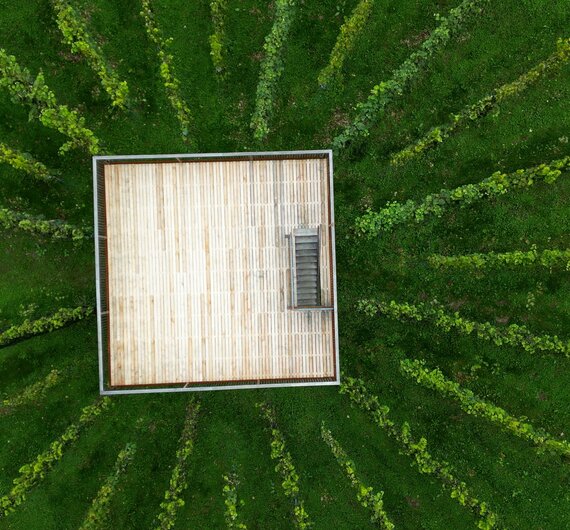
294;229;321;307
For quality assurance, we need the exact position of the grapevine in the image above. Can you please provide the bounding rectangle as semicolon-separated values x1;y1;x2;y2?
391;38;570;165
358;298;570;357
400;358;570;457
341;375;497;529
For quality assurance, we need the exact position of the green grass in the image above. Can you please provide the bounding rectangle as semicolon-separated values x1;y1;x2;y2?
0;0;569;528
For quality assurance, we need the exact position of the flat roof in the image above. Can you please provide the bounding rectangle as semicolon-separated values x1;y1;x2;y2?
93;151;339;394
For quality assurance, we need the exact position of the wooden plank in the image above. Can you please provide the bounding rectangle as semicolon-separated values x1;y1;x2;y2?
104;157;336;386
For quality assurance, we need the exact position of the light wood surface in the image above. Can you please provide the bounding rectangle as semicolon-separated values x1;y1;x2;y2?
103;157;336;386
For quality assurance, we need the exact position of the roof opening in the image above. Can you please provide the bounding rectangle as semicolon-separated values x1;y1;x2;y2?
292;228;321;307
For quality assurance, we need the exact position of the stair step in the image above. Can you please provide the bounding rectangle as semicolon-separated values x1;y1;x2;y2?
296;245;318;251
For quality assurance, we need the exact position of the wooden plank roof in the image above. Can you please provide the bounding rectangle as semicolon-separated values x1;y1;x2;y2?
93;151;338;393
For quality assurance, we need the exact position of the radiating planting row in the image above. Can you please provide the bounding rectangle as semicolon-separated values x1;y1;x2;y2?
257;402;312;529
428;248;570;271
390;37;570;165
0;397;112;518
51;0;130;109
0;49;101;154
153;400;200;529
222;472;247;529
140;0;195;146
358;298;570;357
321;423;394;529
340;376;497;529
1;369;61;413
209;0;227;76
0;206;91;243
332;0;489;150
400;358;570;457
0;306;93;348
355;156;570;237
250;0;296;141
0;143;56;183
79;442;137;530
318;0;375;88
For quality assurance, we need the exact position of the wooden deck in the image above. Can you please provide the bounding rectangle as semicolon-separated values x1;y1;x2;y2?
100;154;337;388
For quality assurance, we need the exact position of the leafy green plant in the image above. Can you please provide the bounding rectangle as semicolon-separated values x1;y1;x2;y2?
0;205;91;242
428;247;570;271
79;442;137;529
355;156;570;237
340;376;497;529
209;0;227;76
0;306;94;348
0;49;101;154
257;402;312;529
321;423;394;529
222;472;247;529
332;0;488;151
358;299;570;357
140;0;194;146
391;37;570;165
154;400;200;530
400;358;570;457
318;0;374;88
250;0;296;141
0;397;112;518
0;143;56;182
1;369;61;413
51;0;129;109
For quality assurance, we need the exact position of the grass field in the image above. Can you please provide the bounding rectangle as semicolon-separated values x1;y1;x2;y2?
0;0;569;528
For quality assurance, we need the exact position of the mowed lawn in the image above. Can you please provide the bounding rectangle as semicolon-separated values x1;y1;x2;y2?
0;0;569;528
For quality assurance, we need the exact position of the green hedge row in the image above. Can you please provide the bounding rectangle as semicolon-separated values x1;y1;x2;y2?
0;49;101;154
401;358;570;457
257;402;312;529
358;299;570;357
0;206;91;242
321;422;394;529
341;376;497;529
332;0;488;151
0;306;94;348
0;398;112;518
355;156;570;237
391;38;570;165
52;0;129;109
154;400;200;530
428;247;570;271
